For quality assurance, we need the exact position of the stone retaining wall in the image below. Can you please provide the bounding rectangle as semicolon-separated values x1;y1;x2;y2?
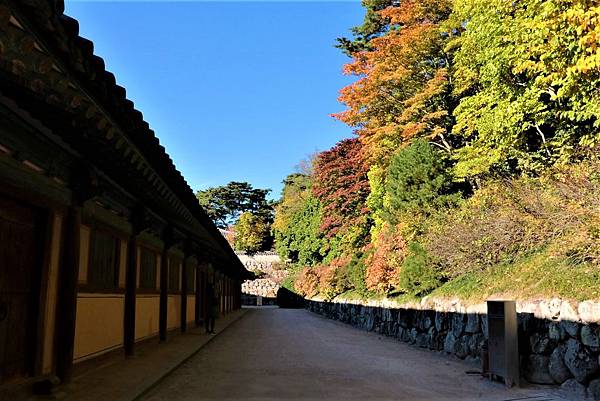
307;300;600;400
242;278;279;298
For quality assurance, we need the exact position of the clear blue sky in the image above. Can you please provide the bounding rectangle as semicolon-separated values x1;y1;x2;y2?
65;1;364;199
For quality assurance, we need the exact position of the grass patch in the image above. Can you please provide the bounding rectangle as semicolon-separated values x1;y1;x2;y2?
431;249;600;303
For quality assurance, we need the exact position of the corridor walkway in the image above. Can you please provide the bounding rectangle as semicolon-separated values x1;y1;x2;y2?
140;308;563;401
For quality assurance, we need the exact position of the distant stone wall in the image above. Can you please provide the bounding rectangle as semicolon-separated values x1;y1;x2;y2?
242;278;279;298
236;252;281;267
236;252;287;284
307;299;600;400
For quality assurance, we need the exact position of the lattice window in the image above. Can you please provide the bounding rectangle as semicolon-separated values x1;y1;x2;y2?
186;264;196;294
139;247;157;290
88;230;120;289
168;260;180;293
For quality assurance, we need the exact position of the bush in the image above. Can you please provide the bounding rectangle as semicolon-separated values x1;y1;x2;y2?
424;160;600;278
294;267;319;298
346;252;368;296
316;257;352;300
385;140;460;222
365;224;407;294
398;242;442;296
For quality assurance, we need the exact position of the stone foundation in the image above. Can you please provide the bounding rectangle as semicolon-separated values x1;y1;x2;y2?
307;300;600;400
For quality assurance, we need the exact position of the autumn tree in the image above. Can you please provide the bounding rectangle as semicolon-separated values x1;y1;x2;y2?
277;0;600;300
312;138;371;258
334;0;454;167
334;0;456;249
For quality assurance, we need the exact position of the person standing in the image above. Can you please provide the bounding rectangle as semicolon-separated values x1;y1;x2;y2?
205;282;219;334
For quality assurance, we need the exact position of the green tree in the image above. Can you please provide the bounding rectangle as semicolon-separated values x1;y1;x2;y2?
273;174;324;266
385;140;459;221
336;0;394;56
398;242;441;296
233;212;271;254
448;0;600;178
196;181;273;228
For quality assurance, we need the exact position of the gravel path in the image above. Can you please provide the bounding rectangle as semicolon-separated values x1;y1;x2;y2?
140;308;564;401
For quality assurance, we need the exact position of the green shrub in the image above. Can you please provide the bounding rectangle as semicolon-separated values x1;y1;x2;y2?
398;242;442;296
424;160;600;279
346;252;368;296
385;140;460;223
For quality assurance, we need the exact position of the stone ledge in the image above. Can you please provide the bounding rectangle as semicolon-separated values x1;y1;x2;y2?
309;296;600;324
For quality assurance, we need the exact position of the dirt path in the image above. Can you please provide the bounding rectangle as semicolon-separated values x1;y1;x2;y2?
140;308;564;401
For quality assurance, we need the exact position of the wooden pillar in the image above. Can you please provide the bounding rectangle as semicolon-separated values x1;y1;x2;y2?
227;278;231;312
221;276;225;313
124;234;138;356
194;264;201;326
233;279;237;310
180;258;187;333
223;277;227;313
55;206;82;382
226;278;230;312
223;276;229;313
159;247;169;342
224;277;227;313
201;271;207;320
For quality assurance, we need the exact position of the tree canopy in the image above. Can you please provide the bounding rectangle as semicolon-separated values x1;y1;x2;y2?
275;0;600;301
196;181;273;229
197;181;274;253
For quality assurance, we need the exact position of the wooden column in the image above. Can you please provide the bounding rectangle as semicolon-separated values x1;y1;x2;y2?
220;275;225;314
237;280;240;309
159;247;169;342
194;264;201;326
226;278;230;312
201;271;207;321
227;278;231;312
124;234;138;356
55;205;82;382
159;228;173;343
223;277;227;313
180;258;188;333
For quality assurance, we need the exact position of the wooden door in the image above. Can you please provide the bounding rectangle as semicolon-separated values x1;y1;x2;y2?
0;196;43;383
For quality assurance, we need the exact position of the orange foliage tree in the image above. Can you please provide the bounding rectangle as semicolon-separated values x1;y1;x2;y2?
312;138;371;255
334;0;454;166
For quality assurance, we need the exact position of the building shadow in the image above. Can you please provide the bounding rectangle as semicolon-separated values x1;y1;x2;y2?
306;299;600;396
276;287;306;309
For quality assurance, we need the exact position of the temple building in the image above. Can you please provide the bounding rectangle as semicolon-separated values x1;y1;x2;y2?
0;0;251;392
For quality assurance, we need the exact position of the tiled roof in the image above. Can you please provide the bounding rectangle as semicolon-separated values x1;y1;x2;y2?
7;0;250;278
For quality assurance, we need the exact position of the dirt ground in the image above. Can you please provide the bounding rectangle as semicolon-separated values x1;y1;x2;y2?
140;308;566;401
